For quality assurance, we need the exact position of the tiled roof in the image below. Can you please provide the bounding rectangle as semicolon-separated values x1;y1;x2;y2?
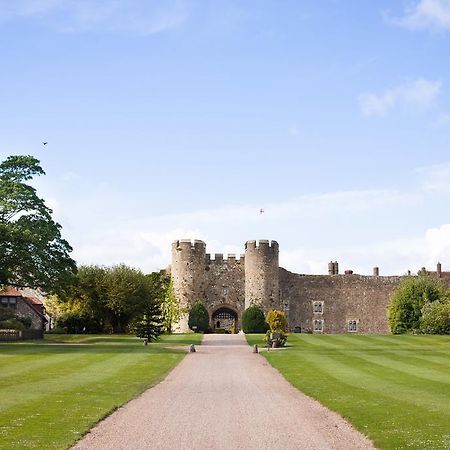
24;296;43;306
0;287;22;296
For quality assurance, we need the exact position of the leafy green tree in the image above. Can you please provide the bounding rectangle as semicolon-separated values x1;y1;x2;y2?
161;278;181;332
241;305;267;333
45;294;102;333
105;264;152;332
51;264;166;333
131;301;163;341
388;275;446;334
188;302;209;332
0;155;76;294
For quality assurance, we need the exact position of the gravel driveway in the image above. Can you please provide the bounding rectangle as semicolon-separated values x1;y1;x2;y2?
73;334;375;450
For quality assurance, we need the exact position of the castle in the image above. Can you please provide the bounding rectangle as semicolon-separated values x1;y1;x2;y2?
171;239;439;334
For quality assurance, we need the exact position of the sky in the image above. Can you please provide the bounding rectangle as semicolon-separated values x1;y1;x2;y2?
1;0;450;276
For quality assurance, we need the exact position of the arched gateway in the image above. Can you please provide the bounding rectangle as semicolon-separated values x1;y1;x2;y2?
212;307;238;333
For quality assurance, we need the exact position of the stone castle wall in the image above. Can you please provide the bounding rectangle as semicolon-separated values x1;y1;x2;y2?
171;239;404;333
280;269;402;333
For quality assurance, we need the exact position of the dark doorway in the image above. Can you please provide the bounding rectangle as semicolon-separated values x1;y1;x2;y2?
212;307;237;333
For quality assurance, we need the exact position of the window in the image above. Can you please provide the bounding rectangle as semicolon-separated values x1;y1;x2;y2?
348;320;358;332
313;319;323;332
223;288;228;296
313;301;323;314
0;297;17;308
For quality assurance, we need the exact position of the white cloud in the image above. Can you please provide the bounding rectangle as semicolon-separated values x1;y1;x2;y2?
416;161;450;193
358;78;442;116
0;0;189;35
392;0;450;32
424;223;450;264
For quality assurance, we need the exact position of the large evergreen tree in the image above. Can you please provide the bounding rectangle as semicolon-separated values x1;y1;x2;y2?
132;301;163;341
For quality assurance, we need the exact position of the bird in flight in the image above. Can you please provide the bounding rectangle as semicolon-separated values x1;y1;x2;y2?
42;142;48;146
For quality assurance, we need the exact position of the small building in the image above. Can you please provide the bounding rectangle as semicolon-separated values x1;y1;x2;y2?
0;287;47;331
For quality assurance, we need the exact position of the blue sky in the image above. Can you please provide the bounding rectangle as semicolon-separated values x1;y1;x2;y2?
1;0;450;275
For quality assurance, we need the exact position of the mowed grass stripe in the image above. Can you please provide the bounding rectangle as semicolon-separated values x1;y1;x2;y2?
0;352;156;411
246;334;450;450
0;349;93;380
0;334;202;450
354;350;450;383
279;349;450;413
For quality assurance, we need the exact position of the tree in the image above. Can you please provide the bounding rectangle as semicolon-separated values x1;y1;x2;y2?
49;264;167;333
131;301;163;341
388;275;445;334
0;155;76;294
105;264;152;333
241;305;267;333
45;293;103;333
161;278;181;332
188;302;209;332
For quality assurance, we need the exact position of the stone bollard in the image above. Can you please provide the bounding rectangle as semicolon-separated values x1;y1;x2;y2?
143;338;148;346
253;344;258;353
189;344;196;353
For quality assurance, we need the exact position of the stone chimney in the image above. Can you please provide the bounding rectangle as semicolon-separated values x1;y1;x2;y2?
333;261;339;275
328;261;334;276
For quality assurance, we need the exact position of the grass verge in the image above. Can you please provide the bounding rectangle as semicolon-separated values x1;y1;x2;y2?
246;333;450;450
0;333;202;449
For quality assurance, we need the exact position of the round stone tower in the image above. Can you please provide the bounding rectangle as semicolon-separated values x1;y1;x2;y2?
244;240;280;310
171;239;206;332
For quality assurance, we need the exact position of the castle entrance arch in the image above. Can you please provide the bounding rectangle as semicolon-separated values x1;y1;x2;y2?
212;307;238;333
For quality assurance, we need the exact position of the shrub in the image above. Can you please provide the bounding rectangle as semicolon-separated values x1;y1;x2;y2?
188;302;209;332
265;309;288;347
388;275;446;334
241;305;267;333
0;308;32;330
265;309;288;333
420;300;450;334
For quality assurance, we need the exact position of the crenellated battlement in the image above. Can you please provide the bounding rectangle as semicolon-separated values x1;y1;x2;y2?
206;253;245;264
172;239;206;252
245;239;279;251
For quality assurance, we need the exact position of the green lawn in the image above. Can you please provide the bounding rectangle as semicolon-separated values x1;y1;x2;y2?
0;333;202;450
246;334;450;450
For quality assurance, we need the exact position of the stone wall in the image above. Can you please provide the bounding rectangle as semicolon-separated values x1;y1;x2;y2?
15;298;45;330
202;254;245;329
280;268;402;333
